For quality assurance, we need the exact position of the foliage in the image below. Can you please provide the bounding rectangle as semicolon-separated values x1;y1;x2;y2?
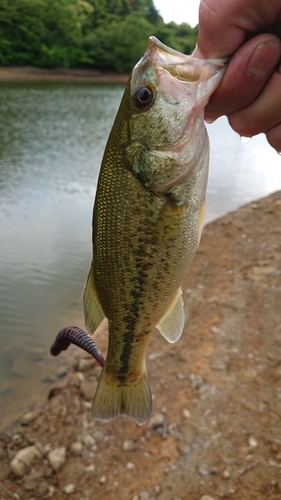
0;0;198;70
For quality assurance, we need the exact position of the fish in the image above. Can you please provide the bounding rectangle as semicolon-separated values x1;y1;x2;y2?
83;36;226;424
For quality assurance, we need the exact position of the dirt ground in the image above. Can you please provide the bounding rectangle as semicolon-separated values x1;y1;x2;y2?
1;191;281;500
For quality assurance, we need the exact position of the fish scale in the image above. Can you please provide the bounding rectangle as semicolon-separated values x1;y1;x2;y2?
83;37;226;423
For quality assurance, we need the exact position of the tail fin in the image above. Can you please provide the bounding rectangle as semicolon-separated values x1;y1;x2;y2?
92;368;152;425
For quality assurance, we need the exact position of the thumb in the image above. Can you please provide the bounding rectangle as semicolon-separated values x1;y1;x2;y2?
204;34;281;121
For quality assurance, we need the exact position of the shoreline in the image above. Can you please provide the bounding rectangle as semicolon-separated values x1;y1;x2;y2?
0;66;129;83
1;191;281;499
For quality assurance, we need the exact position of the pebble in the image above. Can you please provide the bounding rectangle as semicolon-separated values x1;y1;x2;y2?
34;442;47;457
48;485;56;496
80;380;96;400
249;436;258;448
182;409;191;419
99;475;106;484
37;481;49;497
222;466;231;479
23;478;38;490
211;356;229;371
21;412;37;426
56;364;69;378
75;358;96;372
10;445;43;477
82;434;96;447
198;464;212;476
149;413;165;429
73;372;85;387
189;373;204;388
122;439;136;451
64;484;75;494
200;496;216;500
126;462;135;470
85;464;95;472
70;441;83;456
47;447;66;471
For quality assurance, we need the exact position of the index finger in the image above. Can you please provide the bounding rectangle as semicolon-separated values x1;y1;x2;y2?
205;34;281;121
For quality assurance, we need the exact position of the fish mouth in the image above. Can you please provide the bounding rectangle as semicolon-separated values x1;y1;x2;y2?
143;37;227;153
146;36;227;94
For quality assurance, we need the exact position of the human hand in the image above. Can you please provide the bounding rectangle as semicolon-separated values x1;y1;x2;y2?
193;0;281;152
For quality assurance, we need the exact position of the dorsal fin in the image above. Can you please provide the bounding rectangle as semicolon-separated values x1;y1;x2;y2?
156;288;185;343
83;266;105;334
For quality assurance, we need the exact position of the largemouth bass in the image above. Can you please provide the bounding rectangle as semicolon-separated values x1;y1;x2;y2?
84;37;226;424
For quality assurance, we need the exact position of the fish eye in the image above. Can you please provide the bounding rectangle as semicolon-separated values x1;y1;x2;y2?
132;85;155;110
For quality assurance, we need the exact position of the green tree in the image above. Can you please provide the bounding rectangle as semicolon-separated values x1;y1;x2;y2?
84;12;155;71
0;0;197;69
0;0;93;66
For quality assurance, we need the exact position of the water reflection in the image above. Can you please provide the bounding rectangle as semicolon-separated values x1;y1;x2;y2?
0;82;281;428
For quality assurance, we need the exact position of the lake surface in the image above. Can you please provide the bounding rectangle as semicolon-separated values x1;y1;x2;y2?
0;82;281;428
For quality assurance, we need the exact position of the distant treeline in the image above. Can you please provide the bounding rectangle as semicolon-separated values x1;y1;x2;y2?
0;0;198;71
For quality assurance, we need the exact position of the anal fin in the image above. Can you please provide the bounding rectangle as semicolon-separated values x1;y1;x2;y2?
156;287;185;343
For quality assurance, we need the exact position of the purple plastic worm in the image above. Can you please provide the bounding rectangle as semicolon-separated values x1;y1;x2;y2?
50;326;105;368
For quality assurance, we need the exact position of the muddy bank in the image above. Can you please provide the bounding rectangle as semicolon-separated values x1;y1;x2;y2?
1;191;281;500
0;67;128;83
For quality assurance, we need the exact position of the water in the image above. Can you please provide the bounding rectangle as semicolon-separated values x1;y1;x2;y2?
0;82;281;428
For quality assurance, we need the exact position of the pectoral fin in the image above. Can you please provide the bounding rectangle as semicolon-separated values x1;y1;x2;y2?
83;266;105;334
156;288;185;343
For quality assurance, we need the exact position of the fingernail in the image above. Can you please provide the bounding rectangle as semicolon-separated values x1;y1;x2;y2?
205;117;215;124
248;41;281;78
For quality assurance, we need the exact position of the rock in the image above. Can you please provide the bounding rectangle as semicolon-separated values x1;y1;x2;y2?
72;372;84;387
122;439;136;451
10;445;43;477
126;462;135;470
222;466;231;479
198;464;212;476
85;464;95;472
23;478;37;490
73;463;87;477
48;485;56;497
47;447;66;471
34;442;47;457
189;373;204;388
99;475;106;484
27;464;49;480
64;484;75;494
37;481;49;497
249;436;258;448
70;441;83;456
75;358;96;372
182;409;191;419
48;381;68;399
21;412;37;426
211;356;230;371
56;364;69;378
149;413;165;429
82;434;96;447
200;496;216;500
80;380;96;400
